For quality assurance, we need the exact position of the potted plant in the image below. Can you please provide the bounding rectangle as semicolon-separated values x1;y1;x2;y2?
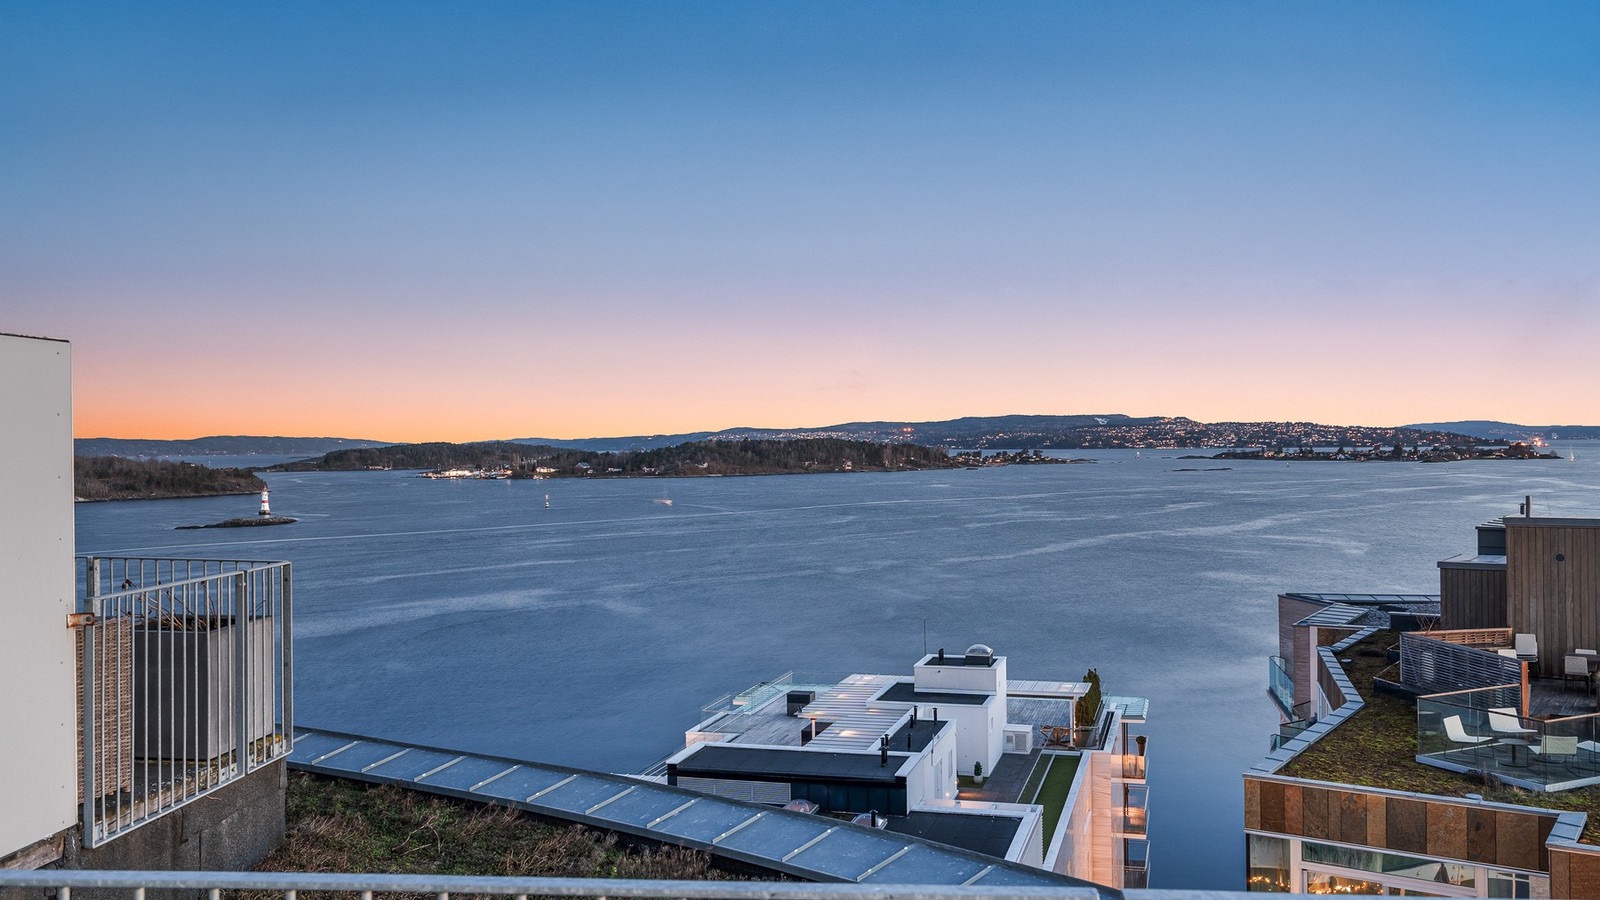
973;760;985;785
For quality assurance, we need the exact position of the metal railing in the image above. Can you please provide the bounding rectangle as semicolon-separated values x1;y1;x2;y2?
78;556;292;847
1416;685;1600;792
0;870;1109;900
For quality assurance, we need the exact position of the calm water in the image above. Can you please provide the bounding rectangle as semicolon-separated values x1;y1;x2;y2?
76;448;1600;889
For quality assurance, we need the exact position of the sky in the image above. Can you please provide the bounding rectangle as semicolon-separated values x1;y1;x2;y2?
4;2;1598;442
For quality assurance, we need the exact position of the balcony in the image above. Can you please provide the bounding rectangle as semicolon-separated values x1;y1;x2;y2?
77;556;292;846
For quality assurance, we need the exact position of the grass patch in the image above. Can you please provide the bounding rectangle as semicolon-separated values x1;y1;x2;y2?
1032;753;1082;844
249;772;768;893
1017;754;1050;804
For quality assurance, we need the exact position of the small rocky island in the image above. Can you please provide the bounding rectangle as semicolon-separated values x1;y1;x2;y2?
177;515;297;530
177;489;296;529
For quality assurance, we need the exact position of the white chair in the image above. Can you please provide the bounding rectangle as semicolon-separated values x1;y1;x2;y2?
1443;715;1492;760
1497;648;1520;659
1488;707;1535;737
1531;735;1579;777
1565;654;1593;693
1515;633;1539;660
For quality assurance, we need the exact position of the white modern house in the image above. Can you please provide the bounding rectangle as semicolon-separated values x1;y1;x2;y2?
659;644;1151;888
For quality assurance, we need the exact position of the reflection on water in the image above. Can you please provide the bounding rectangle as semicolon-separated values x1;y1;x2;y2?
76;446;1600;890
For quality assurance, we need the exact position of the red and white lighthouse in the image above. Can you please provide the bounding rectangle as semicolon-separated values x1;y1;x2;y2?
258;488;271;517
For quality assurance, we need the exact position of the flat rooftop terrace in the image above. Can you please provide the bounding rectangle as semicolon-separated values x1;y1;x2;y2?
1273;631;1600;843
673;744;910;784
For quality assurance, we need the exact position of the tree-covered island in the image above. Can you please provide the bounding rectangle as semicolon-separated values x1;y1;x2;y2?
75;456;267;501
267;438;961;478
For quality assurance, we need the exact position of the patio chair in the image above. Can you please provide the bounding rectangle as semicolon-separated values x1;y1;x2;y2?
1488;708;1536;737
1443;715;1492;760
1497;649;1520;659
1530;734;1579;777
1515;633;1539;661
1565;654;1594;693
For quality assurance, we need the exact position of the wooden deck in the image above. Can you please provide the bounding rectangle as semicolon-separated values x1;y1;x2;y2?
1530;679;1600;719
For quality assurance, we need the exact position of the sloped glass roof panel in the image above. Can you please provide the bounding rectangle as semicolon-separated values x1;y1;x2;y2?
970;864;1065;886
307;740;411;773
468;766;573;802
715;812;832;856
417;756;520;790
289;731;361;762
652;798;763;842
858;843;990;884
582;786;696;827
362;749;465;782
786;827;909;879
533;775;638;814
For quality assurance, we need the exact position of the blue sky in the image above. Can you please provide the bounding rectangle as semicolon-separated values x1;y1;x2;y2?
4;2;1597;439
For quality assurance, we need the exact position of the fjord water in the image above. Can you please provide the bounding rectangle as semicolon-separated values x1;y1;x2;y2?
76;449;1600;889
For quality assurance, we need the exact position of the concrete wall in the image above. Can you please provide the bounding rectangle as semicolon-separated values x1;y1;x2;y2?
0;334;77;860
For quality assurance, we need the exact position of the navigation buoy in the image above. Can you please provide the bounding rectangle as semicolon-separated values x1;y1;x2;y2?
259;488;271;516
544;493;551;510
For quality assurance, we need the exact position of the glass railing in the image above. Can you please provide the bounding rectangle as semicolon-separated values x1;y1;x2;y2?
1122;753;1147;779
1124;838;1150;888
1417;686;1600;791
1268;656;1295;714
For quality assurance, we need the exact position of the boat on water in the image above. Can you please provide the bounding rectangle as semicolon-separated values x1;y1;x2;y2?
653;498;673;507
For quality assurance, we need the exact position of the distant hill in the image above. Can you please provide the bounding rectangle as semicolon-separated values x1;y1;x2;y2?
75;435;392;458
519;414;1477;451
1405;421;1600;442
515;414;1164;451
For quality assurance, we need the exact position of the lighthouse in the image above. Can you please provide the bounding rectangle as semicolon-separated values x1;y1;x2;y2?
259;488;271;517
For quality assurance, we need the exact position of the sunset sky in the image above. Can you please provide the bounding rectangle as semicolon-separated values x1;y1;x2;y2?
5;2;1598;442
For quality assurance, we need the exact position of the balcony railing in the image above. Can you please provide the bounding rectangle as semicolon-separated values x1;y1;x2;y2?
78;556;292;847
1268;655;1294;714
1417;684;1600;792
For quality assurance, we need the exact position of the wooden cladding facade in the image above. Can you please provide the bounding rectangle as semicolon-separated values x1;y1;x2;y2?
1439;563;1508;630
1244;776;1555;875
1552;844;1600;899
1506;519;1600;679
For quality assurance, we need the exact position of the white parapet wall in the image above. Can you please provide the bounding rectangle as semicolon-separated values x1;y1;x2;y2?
0;333;77;860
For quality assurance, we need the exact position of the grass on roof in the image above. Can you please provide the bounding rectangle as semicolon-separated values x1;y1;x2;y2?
1276;632;1600;843
1032;753;1082;844
251;772;768;889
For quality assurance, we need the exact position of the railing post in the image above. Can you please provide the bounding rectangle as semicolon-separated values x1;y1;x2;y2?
281;563;294;750
235;571;251;773
81;558;100;847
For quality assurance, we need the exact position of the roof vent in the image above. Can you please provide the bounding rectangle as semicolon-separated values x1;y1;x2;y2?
964;643;994;666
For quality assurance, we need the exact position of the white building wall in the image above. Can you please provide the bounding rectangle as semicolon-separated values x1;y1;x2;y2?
934;699;998;777
0;334;77;859
902;724;957;807
914;654;1007;694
